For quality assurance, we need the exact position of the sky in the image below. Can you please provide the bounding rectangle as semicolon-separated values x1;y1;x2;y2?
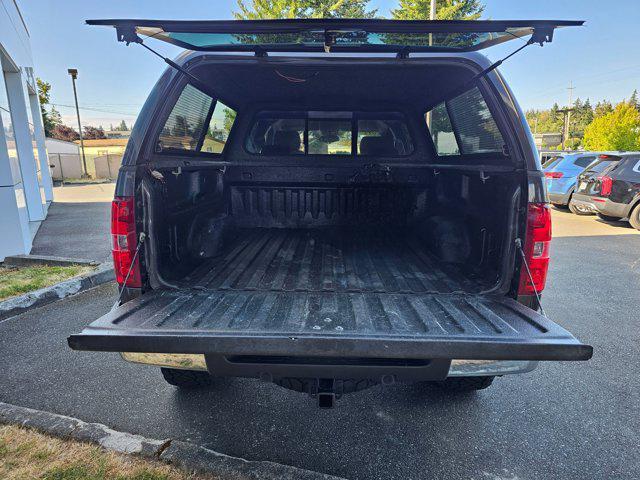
17;0;640;129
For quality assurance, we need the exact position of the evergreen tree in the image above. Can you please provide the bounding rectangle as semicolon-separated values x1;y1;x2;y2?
630;89;639;112
392;0;484;20
234;0;377;19
594;100;613;118
49;107;62;128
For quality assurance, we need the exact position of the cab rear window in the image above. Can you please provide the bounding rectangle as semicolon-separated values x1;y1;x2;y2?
427;86;505;156
246;111;413;156
158;84;236;154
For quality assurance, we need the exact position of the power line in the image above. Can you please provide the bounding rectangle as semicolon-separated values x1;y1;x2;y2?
527;64;640;102
49;103;138;116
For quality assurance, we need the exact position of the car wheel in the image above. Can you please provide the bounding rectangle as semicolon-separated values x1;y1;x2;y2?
629;203;640;231
568;200;593;215
161;368;215;389
596;213;622;222
433;376;495;393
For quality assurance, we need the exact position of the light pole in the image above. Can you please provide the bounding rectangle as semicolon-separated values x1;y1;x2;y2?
68;68;89;178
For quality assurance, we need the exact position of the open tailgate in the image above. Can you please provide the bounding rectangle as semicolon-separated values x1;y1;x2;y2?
68;290;592;361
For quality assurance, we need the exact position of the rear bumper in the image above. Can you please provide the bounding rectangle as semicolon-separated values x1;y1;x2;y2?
571;193;598;213
548;191;572;206
447;359;537;376
591;197;630;218
121;352;538;378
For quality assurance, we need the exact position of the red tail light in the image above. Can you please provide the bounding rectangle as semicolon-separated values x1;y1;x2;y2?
544;171;563;179
111;196;141;287
598;175;613;196
518;203;552;295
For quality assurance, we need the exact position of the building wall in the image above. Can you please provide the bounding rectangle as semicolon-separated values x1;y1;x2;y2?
0;0;52;260
46;138;80;155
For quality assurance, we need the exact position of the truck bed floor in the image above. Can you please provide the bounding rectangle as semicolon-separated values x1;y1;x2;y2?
182;228;491;294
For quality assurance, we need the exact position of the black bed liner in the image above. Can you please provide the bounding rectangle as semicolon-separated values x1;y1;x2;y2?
68;289;591;360
69;229;591;360
69;230;592;361
182;228;490;294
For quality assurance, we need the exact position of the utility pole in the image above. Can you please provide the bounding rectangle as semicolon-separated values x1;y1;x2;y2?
68;68;89;178
558;108;574;150
426;0;436;129
428;0;436;46
565;81;575;149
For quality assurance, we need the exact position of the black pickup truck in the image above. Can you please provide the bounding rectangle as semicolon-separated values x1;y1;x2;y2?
68;18;592;407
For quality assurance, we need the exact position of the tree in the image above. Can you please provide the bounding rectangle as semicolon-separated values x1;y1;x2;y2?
36;78;50;109
594;100;613;118
392;0;484;20
630;89;639;112
569;97;594;140
525;103;564;135
49;107;62;127
83;126;106;140
583;102;640;151
115;120;129;131
223;108;237;132
234;0;377;19
51;124;80;142
306;0;376;18
36;78;61;137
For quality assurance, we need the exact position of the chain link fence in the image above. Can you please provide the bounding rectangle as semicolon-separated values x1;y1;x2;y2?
48;153;123;181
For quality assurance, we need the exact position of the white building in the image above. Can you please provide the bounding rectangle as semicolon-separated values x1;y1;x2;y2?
0;0;53;261
45;138;80;156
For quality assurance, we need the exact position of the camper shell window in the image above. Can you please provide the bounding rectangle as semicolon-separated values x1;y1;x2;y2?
245;111;414;157
158;84;236;154
427;86;505;157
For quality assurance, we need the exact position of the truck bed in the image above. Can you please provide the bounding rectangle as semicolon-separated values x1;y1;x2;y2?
68;229;592;361
181;228;490;294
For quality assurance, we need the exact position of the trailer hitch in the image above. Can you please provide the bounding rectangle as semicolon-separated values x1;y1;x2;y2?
315;379;339;409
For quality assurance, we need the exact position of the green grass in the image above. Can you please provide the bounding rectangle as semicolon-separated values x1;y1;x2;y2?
0;425;215;480
0;265;94;301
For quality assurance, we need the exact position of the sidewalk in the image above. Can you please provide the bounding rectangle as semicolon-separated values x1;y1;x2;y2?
29;183;115;263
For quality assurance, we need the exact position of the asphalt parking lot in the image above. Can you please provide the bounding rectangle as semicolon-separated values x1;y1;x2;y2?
30;183;114;263
1;209;638;480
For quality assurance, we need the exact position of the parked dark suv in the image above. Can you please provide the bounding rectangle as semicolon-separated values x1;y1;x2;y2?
68;18;592;407
572;153;640;228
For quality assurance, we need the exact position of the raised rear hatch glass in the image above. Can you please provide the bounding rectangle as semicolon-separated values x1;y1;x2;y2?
86;18;583;53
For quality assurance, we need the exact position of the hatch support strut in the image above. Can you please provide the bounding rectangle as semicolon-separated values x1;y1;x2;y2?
114;24;217;96
424;24;556;110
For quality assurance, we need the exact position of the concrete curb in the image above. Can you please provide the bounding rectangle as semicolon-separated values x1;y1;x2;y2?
0;402;344;480
0;263;115;321
3;254;99;267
